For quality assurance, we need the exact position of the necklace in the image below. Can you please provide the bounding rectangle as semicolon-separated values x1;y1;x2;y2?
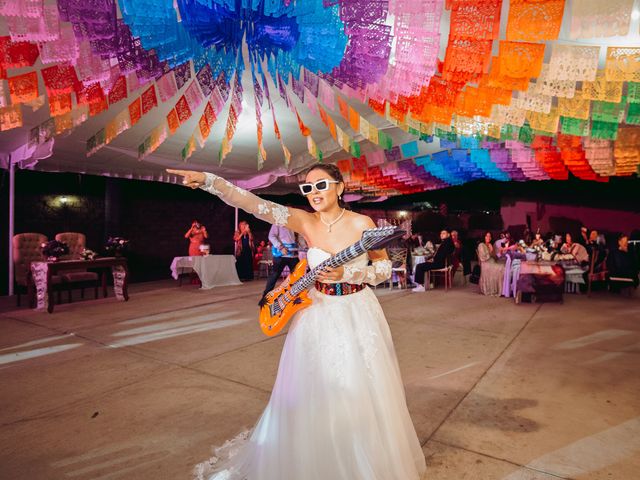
319;208;346;232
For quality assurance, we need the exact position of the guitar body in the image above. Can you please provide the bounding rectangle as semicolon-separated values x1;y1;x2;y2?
258;226;404;337
259;259;312;337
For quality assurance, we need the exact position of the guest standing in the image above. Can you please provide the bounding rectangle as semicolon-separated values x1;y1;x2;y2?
234;221;255;281
262;223;299;299
185;220;208;256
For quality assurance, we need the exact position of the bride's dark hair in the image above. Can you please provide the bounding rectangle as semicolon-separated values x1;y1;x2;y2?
304;163;348;208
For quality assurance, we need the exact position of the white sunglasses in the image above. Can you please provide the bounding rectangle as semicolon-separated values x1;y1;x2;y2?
298;179;340;195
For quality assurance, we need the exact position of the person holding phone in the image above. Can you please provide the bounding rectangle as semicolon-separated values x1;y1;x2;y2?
185;219;208;256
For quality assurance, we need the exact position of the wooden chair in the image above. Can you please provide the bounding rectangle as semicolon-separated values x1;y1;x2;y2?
55;232;99;301
388;247;408;289
587;248;608;297
427;255;454;291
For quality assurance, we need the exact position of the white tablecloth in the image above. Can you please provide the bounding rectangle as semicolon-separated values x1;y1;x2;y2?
170;255;241;290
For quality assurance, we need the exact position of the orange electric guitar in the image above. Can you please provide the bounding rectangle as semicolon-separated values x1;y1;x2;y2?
259;226;405;336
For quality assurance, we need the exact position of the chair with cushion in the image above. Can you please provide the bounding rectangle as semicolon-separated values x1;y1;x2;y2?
55;232;87;260
55;232;99;301
13;233;62;306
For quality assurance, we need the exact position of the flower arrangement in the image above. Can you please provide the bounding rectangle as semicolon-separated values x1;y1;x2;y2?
81;248;97;260
526;243;548;261
104;237;130;255
41;240;69;261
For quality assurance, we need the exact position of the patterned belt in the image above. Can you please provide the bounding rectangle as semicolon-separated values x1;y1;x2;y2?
314;281;366;296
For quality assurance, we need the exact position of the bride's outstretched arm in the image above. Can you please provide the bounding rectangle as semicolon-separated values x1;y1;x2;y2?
167;169;312;233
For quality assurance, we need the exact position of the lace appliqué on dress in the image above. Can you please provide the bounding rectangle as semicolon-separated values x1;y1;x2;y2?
223;179;248;197
342;259;392;286
201;172;224;196
371;259;392;282
193;430;250;480
326;321;353;387
356;323;379;379
269;203;291;226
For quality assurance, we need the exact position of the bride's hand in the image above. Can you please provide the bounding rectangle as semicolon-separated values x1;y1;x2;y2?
167;169;207;189
316;266;344;283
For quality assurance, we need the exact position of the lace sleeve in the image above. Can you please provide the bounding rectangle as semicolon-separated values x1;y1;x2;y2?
341;259;392;286
200;172;303;229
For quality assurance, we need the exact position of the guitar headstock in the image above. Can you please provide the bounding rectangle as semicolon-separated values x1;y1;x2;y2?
361;226;406;250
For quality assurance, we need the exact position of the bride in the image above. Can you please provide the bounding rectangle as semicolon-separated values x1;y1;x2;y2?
167;164;426;480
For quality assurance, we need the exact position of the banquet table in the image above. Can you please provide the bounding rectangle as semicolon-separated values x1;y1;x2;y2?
515;261;565;304
170;255;241;290
31;257;129;313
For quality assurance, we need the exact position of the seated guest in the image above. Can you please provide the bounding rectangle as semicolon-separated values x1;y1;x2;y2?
561;233;589;265
546;233;562;253
477;231;505;296
608;233;639;292
412;230;455;292
560;232;574;253
530;230;544;248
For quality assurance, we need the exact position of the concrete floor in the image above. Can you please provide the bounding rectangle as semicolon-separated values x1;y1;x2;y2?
0;280;639;480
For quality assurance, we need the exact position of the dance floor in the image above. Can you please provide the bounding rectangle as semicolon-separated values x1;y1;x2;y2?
0;280;638;480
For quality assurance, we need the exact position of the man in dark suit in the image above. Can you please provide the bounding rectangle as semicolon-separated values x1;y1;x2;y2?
412;230;455;292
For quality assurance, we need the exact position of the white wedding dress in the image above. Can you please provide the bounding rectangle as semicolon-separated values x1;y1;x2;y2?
194;248;426;480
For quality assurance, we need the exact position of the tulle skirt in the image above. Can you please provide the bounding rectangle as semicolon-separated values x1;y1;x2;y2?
195;287;426;480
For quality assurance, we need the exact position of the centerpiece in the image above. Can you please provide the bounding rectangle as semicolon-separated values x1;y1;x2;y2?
104;237;130;257
81;248;97;260
41;240;69;262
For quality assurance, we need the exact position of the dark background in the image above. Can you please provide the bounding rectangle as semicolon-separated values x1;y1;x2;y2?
0;169;638;295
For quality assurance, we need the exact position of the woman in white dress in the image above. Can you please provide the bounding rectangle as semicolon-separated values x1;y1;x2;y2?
167;164;426;480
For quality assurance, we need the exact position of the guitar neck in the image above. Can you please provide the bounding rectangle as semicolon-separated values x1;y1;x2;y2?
290;241;371;296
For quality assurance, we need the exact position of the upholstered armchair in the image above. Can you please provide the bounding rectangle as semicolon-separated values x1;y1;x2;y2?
12;233;61;306
55;232;86;259
54;232;99;301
